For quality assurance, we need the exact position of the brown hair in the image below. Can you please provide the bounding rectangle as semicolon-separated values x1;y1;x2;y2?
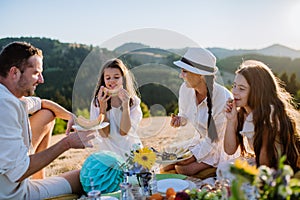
92;58;138;110
236;60;300;171
0;41;43;77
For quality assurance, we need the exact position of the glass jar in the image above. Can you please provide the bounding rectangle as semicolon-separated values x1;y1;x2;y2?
149;171;158;194
136;172;152;196
120;182;134;200
87;190;101;200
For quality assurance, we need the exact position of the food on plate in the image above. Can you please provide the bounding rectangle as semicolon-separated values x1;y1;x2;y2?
174;191;190;200
151;147;177;160
166;187;176;198
161;152;177;160
177;151;193;159
162;147;192;160
184;188;224;199
149;193;163;200
74;115;101;129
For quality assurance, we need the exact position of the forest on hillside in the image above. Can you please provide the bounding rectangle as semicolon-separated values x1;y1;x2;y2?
1;37;300;119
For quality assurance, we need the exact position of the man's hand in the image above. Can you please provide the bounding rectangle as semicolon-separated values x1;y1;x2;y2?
65;114;76;135
65;130;95;149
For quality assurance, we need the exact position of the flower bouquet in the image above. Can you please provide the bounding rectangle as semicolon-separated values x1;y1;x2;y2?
229;156;300;200
120;145;157;196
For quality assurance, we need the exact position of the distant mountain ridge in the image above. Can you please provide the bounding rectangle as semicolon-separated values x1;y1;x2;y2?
208;44;300;60
114;42;300;60
0;37;299;114
114;42;150;54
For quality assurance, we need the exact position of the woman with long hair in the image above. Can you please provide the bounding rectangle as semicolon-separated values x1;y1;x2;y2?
224;60;300;172
162;47;236;176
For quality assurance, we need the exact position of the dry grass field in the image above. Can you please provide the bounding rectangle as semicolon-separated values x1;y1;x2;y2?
45;116;195;177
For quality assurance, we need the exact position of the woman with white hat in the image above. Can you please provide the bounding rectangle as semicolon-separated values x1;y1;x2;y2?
163;47;236;177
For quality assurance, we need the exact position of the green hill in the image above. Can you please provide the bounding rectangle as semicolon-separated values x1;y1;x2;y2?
1;37;299;114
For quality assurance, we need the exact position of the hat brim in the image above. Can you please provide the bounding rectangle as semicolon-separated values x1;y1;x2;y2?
173;60;218;75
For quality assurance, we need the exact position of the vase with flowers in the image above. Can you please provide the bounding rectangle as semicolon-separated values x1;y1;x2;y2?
120;145;157;197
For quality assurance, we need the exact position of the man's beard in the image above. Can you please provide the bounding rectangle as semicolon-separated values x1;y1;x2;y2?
17;77;36;96
25;89;34;96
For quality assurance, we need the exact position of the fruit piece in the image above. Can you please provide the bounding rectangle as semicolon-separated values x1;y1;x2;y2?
74;115;100;129
168;195;176;200
149;193;163;200
108;87;121;96
166;187;176;198
175;191;190;200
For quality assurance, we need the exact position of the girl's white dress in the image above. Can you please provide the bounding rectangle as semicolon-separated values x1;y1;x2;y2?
90;96;143;160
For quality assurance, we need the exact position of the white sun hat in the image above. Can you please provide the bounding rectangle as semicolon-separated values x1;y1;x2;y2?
173;47;218;75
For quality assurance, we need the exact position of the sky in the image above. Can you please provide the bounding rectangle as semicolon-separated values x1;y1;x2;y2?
1;0;300;50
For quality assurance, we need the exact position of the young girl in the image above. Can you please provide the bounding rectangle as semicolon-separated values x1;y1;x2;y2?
224;60;300;172
90;58;143;159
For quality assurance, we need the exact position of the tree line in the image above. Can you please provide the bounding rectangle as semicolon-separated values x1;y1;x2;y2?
1;37;299;133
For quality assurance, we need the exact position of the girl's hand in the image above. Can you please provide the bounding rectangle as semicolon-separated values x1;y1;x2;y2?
224;98;237;120
97;86;110;113
118;88;130;107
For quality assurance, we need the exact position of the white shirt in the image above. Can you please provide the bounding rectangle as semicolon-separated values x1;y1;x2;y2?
239;105;276;156
0;84;41;199
239;112;255;155
178;82;234;167
90;96;143;160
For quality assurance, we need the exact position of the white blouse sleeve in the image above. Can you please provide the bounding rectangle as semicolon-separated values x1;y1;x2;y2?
129;96;143;132
178;83;188;119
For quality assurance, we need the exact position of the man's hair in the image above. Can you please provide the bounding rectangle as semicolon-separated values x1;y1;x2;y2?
0;41;43;77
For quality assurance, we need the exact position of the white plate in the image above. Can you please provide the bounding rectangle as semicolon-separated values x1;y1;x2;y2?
156;152;193;165
157;178;189;193
72;122;109;131
101;196;118;200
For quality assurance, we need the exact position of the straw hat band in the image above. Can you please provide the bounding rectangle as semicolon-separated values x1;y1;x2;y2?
181;57;215;73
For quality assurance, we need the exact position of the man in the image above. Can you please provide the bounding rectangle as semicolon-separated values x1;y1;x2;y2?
0;41;95;199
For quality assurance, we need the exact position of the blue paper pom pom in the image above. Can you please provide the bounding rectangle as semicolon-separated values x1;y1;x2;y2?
80;151;124;194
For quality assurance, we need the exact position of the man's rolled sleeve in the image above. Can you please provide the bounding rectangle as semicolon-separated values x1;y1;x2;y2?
21;96;42;114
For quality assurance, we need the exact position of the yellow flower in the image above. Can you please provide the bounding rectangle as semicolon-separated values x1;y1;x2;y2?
133;147;156;170
234;158;259;176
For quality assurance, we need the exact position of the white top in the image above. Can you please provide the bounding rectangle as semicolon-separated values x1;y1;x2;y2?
239;105;276;156
239;112;255;155
90;95;143;160
178;82;235;167
0;83;41;199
